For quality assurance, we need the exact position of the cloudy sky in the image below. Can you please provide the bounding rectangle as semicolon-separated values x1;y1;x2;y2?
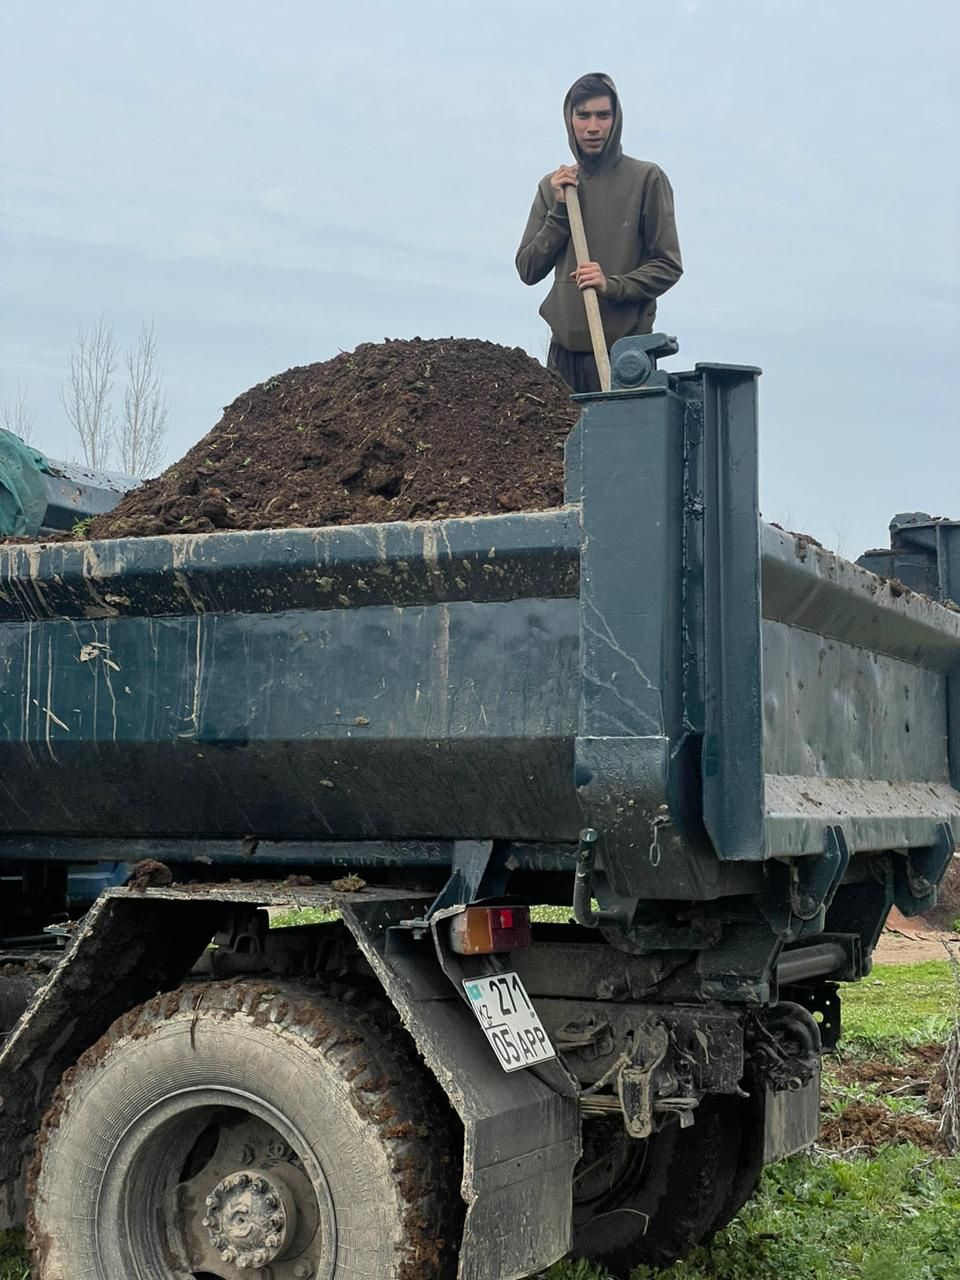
1;0;957;556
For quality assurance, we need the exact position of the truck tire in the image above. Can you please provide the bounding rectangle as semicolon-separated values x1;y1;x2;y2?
702;1094;765;1239
28;980;462;1280
571;1096;742;1277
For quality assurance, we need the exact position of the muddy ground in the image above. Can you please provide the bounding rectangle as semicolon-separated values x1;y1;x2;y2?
822;864;959;1157
89;338;578;539
821;1042;951;1154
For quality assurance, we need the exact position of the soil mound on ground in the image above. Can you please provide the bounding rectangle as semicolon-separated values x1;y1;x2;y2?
89;338;578;539
819;1102;946;1153
821;1044;950;1153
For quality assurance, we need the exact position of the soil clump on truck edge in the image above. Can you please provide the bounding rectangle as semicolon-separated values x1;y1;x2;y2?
89;337;579;539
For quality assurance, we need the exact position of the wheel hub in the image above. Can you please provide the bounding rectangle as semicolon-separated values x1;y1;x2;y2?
203;1167;298;1269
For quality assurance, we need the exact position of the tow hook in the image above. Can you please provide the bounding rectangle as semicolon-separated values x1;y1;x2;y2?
572;829;628;929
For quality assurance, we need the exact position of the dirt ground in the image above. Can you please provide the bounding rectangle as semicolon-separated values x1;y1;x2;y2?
874;925;960;965
89;337;578;539
821;1043;951;1154
823;859;960;1154
873;856;960;964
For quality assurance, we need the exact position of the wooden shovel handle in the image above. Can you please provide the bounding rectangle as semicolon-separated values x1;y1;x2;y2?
565;186;612;392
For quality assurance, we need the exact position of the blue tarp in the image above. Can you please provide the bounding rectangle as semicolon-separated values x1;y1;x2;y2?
0;430;49;537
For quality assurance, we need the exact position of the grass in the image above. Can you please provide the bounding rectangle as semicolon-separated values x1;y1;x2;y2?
545;1147;960;1280
3;960;955;1280
821;1074;931;1119
0;1233;27;1280
271;903;578;929
270;904;337;928
840;961;956;1054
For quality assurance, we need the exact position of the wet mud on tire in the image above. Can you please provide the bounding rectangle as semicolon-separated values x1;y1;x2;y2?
28;980;463;1280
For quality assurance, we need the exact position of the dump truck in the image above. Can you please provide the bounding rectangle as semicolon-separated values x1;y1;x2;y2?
0;335;957;1280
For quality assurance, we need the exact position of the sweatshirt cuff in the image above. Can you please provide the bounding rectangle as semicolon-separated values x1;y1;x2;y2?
604;275;625;303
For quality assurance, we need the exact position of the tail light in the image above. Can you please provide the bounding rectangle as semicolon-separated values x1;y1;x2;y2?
449;905;532;955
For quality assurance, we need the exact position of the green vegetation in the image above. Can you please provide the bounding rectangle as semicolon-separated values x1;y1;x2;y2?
546;1148;960;1280
532;904;576;923
70;515;93;539
821;1072;930;1120
840;961;956;1054
0;1231;28;1280
270;904;338;928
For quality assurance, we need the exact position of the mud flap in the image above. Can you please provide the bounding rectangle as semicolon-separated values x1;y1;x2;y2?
343;897;581;1280
762;1067;821;1163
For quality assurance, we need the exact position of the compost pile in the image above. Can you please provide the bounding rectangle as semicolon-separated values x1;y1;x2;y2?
89;338;578;539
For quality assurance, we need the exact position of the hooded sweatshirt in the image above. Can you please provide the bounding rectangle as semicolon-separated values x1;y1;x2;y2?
516;73;682;352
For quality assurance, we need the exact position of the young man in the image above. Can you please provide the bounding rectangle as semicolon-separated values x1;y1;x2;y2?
516;73;682;393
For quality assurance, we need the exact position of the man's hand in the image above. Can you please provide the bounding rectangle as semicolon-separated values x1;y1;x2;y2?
549;164;579;204
572;261;607;294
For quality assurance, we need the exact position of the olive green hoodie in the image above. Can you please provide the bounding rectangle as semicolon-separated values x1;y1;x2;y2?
516;73;682;352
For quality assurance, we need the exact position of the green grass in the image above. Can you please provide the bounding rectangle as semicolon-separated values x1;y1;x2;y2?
839;961;957;1054
0;1231;27;1280
532;904;576;923
270;905;338;928
545;1147;960;1280
821;1073;931;1119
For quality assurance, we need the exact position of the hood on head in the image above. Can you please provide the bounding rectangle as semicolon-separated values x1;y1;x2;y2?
564;71;623;173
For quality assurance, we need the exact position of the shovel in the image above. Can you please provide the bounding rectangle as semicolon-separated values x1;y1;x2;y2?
565;186;613;392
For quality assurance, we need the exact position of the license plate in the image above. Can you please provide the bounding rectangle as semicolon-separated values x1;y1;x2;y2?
462;971;556;1072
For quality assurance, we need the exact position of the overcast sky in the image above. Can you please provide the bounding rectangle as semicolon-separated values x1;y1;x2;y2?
1;0;957;556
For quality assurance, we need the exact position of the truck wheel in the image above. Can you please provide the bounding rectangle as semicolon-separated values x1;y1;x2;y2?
702;1094;765;1239
29;981;462;1280
571;1096;742;1277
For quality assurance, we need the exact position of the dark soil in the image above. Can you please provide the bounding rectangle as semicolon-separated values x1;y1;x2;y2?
125;859;174;892
89;338;578;539
821;1044;949;1153
819;1102;946;1153
830;1043;946;1105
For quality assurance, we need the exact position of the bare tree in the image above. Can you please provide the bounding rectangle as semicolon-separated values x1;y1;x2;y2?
60;316;117;469
0;382;37;446
940;943;960;1153
117;321;168;478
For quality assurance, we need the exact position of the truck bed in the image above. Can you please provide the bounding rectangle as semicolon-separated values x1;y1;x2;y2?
2;359;957;940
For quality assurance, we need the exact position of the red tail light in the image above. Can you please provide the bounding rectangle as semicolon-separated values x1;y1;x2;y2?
449;905;532;955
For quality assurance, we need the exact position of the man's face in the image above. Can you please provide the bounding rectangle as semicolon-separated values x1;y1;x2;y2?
571;95;614;156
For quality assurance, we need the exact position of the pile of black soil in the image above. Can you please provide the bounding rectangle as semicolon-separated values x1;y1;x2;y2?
90;338;579;538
